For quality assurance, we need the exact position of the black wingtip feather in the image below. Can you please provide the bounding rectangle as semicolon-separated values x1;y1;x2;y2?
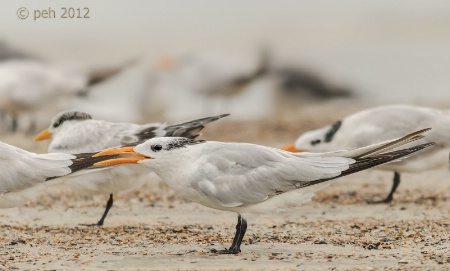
45;152;122;181
164;114;229;138
134;114;229;142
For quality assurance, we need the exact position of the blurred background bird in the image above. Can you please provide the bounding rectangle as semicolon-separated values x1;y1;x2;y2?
0;41;137;134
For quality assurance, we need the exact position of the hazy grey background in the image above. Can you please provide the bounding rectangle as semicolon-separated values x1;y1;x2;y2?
1;0;450;102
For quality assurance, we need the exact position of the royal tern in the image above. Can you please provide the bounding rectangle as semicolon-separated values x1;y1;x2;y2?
94;129;433;253
35;111;229;226
0;140;119;208
282;105;450;203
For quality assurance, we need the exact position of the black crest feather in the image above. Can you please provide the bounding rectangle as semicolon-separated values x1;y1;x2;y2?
164;138;205;150
324;120;342;142
53;111;92;128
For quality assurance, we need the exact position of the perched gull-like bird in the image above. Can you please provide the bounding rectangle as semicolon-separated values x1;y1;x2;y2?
34;111;229;226
93;129;433;253
0;140;119;208
282;105;450;203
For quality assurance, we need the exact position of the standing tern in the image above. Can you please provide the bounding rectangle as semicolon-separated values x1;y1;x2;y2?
34;111;228;226
282;105;450;203
93;129;433;253
0;140;120;208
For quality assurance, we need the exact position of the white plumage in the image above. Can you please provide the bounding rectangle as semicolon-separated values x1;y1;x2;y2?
286;105;450;203
93;129;432;253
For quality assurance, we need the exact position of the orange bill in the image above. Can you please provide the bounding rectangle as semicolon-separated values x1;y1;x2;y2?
93;146;139;157
95;157;148;166
34;129;53;141
280;144;304;153
93;146;151;166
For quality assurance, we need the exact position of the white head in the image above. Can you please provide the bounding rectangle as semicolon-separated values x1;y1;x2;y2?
282;121;342;153
93;137;205;169
34;110;93;141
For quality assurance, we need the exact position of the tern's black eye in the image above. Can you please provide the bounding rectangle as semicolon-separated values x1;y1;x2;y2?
310;139;322;146
53;122;60;128
151;144;163;152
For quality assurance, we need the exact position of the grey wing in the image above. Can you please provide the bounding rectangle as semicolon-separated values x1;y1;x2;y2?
190;143;353;208
119;114;229;145
119;123;168;145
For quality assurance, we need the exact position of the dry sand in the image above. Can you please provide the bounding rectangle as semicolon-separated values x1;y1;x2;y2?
0;103;449;270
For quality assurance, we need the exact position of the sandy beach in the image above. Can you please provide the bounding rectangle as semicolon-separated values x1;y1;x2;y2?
0;103;449;270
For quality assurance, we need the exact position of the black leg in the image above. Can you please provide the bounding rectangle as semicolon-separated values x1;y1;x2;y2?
228;215;243;249
368;172;401;204
215;215;248;254
81;194;114;226
97;194;114;226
